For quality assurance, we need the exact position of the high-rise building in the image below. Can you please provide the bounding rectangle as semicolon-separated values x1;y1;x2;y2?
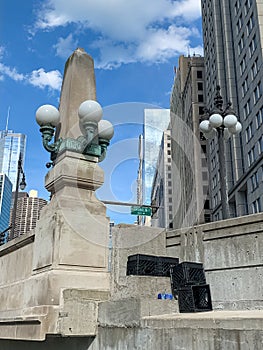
0;130;26;190
151;129;173;229
10;190;47;238
143;109;170;205
0;174;12;235
170;55;211;229
201;0;263;220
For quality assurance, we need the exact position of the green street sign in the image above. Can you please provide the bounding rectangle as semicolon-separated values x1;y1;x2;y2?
131;206;152;216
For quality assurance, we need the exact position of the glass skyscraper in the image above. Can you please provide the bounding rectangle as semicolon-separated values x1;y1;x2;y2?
143;109;170;206
0;130;26;190
0;173;12;234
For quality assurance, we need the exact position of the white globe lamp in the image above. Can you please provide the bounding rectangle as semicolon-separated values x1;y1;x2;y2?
98;120;114;141
223;114;237;128
199;120;211;133
36;105;60;127
209;113;223;128
78;100;103;124
228;121;242;134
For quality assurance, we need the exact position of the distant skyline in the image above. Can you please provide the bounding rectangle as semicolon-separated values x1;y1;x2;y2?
0;0;203;224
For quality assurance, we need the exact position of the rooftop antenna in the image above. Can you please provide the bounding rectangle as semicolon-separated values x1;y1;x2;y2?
5;106;10;133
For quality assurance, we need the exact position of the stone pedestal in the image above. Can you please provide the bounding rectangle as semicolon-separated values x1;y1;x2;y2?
33;151;110;275
31;150;111;305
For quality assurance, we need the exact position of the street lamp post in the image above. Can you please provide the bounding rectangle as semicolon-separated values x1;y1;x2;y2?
199;86;242;220
35;100;114;168
9;152;26;240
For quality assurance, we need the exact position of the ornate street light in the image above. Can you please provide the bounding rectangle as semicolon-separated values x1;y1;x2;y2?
35;100;114;167
199;86;242;219
9;152;26;240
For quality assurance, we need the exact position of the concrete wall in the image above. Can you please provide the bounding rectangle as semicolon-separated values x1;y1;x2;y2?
0;311;263;350
166;212;263;310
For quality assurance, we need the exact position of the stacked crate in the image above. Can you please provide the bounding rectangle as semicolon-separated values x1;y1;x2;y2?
126;254;179;277
170;262;212;313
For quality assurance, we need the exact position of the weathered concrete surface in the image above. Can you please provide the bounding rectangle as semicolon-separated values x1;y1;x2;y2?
1;310;262;349
166;212;263;310
110;224;168;300
92;310;263;350
98;298;178;327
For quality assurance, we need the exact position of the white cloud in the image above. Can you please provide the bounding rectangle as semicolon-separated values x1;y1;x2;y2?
35;0;202;68
0;63;62;91
0;63;24;81
54;34;78;59
0;45;62;90
28;68;62;90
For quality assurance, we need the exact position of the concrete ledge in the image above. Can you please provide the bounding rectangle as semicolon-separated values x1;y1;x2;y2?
0;306;58;341
98;298;178;327
0;289;110;341
142;310;263;330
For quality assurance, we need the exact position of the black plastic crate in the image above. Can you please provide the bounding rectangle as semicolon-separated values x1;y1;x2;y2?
170;261;206;292
178;284;212;313
126;254;158;276
157;256;179;277
126;254;179;276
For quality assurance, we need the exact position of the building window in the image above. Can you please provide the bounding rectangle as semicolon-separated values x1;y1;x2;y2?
251;172;259;191
204;200;210;210
214;193;218;207
242;76;248;97
240;55;246;75
198;94;204;102
257;135;263;154
247;15;254;36
253;82;262;104
252;198;261;213
198;82;203;91
202;171;208;181
248;146;255;166
197;70;203;79
244;99;251;118
245;123;253;142
201;144;207;153
236;14;243;34
199;106;205;115
249;35;257;57
251;57;259;80
234;0;241;15
256;107;263;129
244;0;252;15
238;34;245;54
212;175;217;189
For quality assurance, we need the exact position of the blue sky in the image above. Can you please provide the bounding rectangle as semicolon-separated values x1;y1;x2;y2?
0;0;203;224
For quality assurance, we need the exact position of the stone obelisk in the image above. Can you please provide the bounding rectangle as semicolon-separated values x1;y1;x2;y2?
57;47;97;139
33;48;110;291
